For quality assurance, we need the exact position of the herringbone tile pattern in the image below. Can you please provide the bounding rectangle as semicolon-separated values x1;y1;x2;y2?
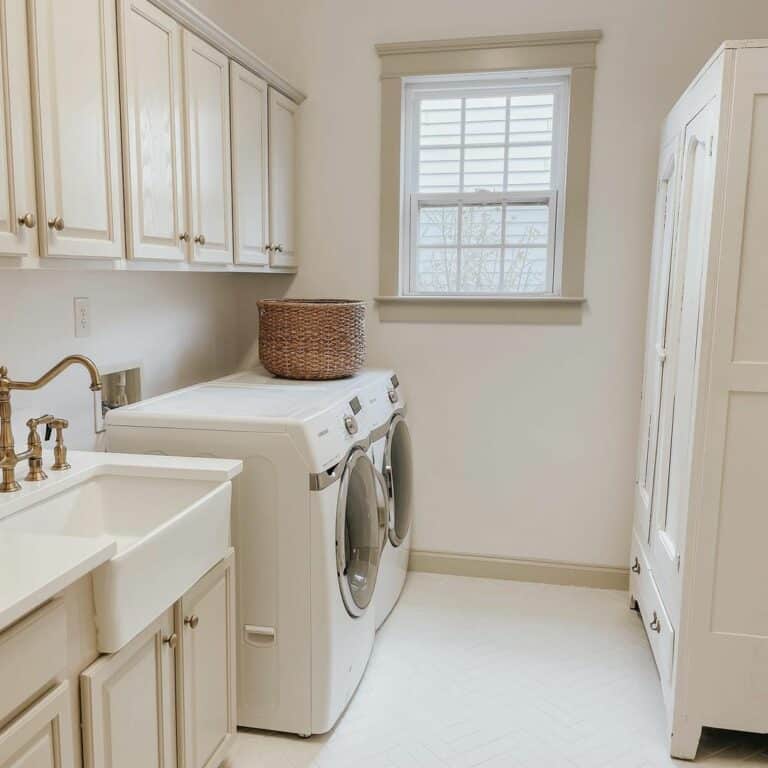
228;573;768;767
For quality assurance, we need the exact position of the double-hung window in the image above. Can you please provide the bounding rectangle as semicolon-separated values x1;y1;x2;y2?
401;73;570;297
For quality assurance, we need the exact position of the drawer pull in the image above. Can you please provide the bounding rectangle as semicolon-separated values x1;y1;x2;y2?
631;557;641;574
649;611;662;633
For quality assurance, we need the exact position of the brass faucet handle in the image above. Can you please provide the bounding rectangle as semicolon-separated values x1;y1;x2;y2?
24;415;53;482
50;418;71;471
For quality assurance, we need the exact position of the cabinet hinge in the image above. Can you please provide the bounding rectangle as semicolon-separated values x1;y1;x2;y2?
676;554;681;572
706;136;714;157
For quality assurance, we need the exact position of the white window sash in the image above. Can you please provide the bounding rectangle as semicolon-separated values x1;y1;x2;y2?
407;191;558;297
400;73;569;297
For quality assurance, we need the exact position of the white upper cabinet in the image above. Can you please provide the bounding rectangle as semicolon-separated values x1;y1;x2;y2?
182;30;233;265
230;62;269;266
118;0;187;262
28;0;124;260
268;88;297;268
0;0;37;261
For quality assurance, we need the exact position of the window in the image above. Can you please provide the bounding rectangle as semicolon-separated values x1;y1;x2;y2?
402;74;569;296
376;31;600;321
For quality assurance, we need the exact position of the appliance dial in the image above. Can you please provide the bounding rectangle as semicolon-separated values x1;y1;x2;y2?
344;415;358;435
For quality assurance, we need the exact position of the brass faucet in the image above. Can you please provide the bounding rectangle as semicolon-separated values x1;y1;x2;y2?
0;355;102;493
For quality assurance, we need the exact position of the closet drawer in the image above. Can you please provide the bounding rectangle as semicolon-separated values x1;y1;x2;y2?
636;564;675;684
0;599;67;726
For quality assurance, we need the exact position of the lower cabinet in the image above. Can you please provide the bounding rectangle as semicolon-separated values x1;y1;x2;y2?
80;610;177;768
177;552;237;768
0;682;75;768
81;550;236;768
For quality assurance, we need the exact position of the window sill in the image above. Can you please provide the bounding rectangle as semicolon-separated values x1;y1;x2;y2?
374;295;586;324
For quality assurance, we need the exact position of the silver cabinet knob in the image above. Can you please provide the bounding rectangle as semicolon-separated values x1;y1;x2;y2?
184;615;199;629
649;612;661;633
48;216;64;231
18;213;36;229
274;243;284;253
631;557;641;574
194;234;206;245
163;633;178;649
179;232;190;242
265;243;273;252
344;415;358;435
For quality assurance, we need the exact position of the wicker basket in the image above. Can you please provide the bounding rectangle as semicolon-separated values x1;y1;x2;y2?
257;299;367;380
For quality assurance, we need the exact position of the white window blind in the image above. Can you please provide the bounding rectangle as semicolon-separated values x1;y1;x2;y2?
402;74;569;296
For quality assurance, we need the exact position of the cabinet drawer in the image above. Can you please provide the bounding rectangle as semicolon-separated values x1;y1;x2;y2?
634;559;675;684
0;600;67;726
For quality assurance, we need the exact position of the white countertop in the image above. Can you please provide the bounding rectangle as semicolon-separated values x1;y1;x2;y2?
0;450;242;633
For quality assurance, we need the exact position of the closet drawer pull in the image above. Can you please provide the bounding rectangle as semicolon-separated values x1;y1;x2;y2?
649;612;662;633
631;557;641;574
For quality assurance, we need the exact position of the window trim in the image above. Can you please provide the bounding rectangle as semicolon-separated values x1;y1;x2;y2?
376;30;601;323
400;73;570;297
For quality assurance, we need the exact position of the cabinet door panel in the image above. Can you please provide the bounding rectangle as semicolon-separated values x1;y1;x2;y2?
177;550;236;768
635;135;681;545
0;683;75;768
119;0;186;261
0;0;37;260
651;99;718;620
268;88;297;267
29;0;124;260
183;31;232;264
80;611;176;768
230;62;269;266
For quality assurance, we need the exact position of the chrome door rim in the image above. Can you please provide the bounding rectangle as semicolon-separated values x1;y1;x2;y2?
335;448;386;618
384;414;413;548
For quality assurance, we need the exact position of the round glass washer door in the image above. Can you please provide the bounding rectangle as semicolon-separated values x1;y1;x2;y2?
384;414;413;547
336;448;386;618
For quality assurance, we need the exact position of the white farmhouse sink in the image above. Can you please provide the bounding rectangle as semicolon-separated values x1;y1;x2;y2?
0;453;240;652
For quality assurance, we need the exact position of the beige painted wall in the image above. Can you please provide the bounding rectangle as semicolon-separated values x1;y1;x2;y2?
1;271;243;450
218;0;768;570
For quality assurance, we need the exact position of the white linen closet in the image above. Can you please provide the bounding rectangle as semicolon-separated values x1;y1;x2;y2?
632;39;768;759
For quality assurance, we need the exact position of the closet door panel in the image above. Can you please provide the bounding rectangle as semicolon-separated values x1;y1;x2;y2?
635;134;682;545
29;0;124;260
230;62;269;266
268;88;297;267
119;0;187;261
651;98;718;621
182;30;232;265
0;0;37;260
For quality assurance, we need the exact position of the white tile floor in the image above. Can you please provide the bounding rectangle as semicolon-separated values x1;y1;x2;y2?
227;573;768;767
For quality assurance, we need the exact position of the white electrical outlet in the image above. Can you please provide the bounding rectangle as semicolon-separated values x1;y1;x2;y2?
74;297;91;338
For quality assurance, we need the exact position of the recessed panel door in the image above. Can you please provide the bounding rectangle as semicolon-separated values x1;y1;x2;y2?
651;99;718;621
0;0;38;260
119;0;187;261
635;135;682;545
182;30;233;265
29;0;124;260
268;88;297;267
230;62;269;265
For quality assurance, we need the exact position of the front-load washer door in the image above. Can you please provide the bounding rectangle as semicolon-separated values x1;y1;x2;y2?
384;415;413;547
336;449;387;618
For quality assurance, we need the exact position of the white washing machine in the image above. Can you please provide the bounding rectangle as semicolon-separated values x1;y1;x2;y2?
216;366;413;629
105;376;389;736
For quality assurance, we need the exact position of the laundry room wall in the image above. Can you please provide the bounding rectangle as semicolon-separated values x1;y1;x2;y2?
1;271;257;452
211;0;768;570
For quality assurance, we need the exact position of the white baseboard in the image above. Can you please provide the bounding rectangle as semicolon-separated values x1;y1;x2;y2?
409;550;629;591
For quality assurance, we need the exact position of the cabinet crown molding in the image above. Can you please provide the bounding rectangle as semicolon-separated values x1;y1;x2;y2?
151;0;305;104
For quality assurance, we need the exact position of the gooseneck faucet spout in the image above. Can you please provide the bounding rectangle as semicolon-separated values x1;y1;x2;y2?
0;355;102;492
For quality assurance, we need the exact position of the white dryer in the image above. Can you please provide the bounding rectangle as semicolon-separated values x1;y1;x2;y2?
369;374;413;629
105;377;388;736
